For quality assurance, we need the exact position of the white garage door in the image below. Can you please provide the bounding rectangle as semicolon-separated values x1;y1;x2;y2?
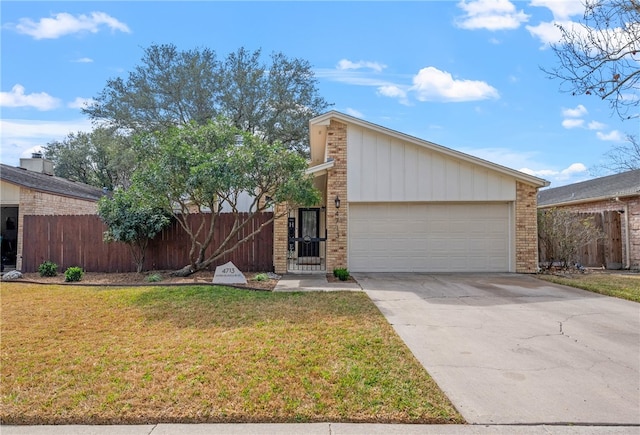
349;203;511;272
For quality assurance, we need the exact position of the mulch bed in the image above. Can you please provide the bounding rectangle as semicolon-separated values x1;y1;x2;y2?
16;270;279;291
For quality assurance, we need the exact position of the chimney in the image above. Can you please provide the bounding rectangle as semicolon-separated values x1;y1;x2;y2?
20;152;54;175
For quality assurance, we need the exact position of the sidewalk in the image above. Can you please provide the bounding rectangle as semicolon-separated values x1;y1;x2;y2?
2;423;636;434
273;274;362;292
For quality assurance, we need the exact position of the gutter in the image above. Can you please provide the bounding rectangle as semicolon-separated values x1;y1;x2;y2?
537;192;638;209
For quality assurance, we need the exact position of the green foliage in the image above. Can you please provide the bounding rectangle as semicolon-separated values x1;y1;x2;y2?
38;261;58;277
133;120;321;274
333;268;350;281
64;267;84;282
98;188;171;273
84;44;330;155
146;273;163;283
254;273;269;282
44;127;136;190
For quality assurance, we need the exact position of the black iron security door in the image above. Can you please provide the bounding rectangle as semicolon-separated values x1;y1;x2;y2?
298;208;320;257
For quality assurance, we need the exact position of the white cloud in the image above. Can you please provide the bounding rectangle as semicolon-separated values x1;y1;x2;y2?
525;21;563;46
0;118;93;166
562;104;587;118
320;63;498;104
562;118;584;129
456;0;529;31
529;0;585;20
337;59;386;73
0;84;60;111
14;11;130;40
521;162;587;183
596;130;624;141
68;97;96;109
344;108;364;119
73;57;93;63
587;121;606;130
377;85;407;99
410;67;499;102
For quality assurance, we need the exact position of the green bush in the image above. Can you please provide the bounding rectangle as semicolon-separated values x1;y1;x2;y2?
64;266;84;282
254;273;269;282
333;268;350;281
38;261;58;277
146;273;163;283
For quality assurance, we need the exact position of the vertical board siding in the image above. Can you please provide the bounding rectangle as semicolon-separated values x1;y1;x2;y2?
22;213;274;273
346;125;516;202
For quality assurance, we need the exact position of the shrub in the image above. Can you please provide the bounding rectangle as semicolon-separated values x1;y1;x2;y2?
64;267;84;282
254;273;269;282
333;268;350;281
146;273;163;283
38;261;58;277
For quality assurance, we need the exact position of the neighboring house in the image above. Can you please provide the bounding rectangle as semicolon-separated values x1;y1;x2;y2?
538;169;640;270
0;155;104;271
273;111;549;274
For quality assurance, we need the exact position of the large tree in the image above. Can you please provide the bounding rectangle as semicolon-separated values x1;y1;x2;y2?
543;0;640;119
133;120;320;276
44;127;137;190
84;44;331;154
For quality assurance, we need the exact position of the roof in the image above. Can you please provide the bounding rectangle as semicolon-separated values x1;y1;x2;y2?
0;163;104;202
538;169;640;207
309;111;549;188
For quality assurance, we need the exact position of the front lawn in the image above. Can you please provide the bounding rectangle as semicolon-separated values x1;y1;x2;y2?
0;284;463;425
537;272;640;302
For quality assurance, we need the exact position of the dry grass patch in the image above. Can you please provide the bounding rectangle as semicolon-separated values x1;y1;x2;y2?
1;284;463;425
537;272;640;302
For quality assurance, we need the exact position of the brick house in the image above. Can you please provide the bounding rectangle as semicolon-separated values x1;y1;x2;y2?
0;155;104;271
538;169;640;270
274;111;549;275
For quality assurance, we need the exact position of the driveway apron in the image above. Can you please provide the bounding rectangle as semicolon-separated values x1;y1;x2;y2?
356;273;640;425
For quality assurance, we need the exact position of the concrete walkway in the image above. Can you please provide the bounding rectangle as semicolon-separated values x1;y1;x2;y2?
1;423;637;434
274;274;362;292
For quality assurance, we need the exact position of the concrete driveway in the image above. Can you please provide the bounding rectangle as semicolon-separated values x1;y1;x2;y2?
355;273;640;425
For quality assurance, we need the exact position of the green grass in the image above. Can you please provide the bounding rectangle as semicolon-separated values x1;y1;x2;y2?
0;283;463;425
537;272;640;302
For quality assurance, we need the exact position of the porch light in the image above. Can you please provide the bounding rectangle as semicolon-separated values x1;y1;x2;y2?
334;196;341;209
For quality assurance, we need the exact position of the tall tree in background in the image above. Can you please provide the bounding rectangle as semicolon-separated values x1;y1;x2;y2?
84;44;219;131
83;44;330;154
543;0;639;120
44;127;137;190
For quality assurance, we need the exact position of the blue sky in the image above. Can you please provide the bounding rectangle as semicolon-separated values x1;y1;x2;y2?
1;1;636;187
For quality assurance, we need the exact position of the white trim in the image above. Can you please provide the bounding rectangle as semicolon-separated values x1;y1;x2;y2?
305;159;335;176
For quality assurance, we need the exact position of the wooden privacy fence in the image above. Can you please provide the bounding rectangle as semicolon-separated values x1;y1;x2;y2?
22;213;274;273
539;210;622;268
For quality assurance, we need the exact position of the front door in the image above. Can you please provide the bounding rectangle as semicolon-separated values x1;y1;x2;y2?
298;208;319;257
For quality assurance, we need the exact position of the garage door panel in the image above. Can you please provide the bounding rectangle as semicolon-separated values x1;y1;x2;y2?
349;203;511;272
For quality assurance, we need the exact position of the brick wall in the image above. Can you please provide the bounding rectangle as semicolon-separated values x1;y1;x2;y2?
16;188;98;270
515;181;540;273
273;203;289;274
540;196;639;270
325;120;348;272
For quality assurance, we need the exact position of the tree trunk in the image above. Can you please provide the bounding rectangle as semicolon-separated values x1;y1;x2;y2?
172;265;196;277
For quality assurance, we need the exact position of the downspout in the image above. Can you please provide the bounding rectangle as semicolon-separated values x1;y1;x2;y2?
615;197;631;269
